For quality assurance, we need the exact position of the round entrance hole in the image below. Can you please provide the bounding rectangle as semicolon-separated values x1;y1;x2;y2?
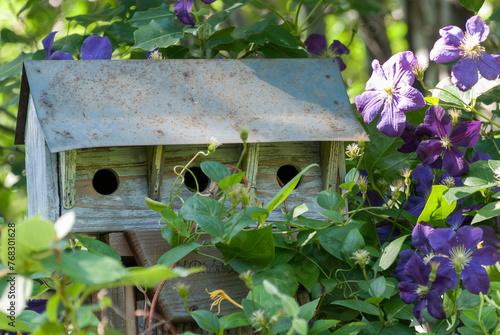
92;168;119;195
184;167;210;192
277;165;301;189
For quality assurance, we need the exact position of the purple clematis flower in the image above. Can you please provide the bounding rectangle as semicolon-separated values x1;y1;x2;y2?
355;51;426;137
405;165;434;218
42;31;74;60
304;34;350;71
174;0;216;25
398;122;423;153
430;15;500;91
416;106;481;177
428;225;500;294
81;35;112;60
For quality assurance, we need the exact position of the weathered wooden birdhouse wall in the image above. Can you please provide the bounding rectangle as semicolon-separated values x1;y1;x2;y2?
15;59;365;233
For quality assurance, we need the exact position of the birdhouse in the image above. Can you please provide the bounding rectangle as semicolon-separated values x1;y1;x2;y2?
15;59;366;330
15;59;365;232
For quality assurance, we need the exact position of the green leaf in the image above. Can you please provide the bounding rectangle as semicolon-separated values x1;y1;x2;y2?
292;255;320;292
206;2;245;30
263;25;298;48
127;4;174;28
206;27;235;49
436;84;471;106
217;225;275;267
443;183;497;203
309;319;340;335
317;190;343;210
220;312;250;329
191;310;220;334
298;299;319;320
133;18;183;51
60;251;127;285
160;208;190;237
261;43;310;58
67;4;125;27
417;185;456;226
145;197;169;213
292;318;308;335
201;161;231;183
120;265;202;288
425;96;440;105
225;207;268;240
341;229;365;265
489;160;500;171
264;163;319;217
476;138;500;160
293;216;331;229
157;242;203;267
331;322;367;335
379;235;408;270
459;0;485;12
163;45;190;59
73;234;121;262
319;210;343;223
317;222;364;260
370;277;387;297
252;263;298;297
464;160;494;186
359;118;415;180
218;172;245;191
179;196;227;220
264;280;299;316
0;52;32;81
471;201;500;224
331;300;380;316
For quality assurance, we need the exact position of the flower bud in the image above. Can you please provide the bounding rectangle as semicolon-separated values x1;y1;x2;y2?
240;128;249;143
412;62;428;82
208;136;221;154
448;108;462;125
356;175;369;194
350;249;370;268
175;282;190;300
345;143;361;161
239;270;254;290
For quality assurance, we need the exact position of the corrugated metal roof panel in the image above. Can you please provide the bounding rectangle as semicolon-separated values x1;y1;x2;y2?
17;59;364;153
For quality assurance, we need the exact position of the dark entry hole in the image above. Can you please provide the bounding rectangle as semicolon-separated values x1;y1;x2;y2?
184;167;210;192
277;165;301;189
92;168;119;195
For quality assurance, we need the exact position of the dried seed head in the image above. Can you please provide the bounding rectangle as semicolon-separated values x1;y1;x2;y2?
345;143;361;160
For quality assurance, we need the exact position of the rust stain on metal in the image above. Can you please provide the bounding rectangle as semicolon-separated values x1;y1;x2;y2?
18;59;366;152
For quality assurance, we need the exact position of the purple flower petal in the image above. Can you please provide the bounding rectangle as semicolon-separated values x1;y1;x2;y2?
394;250;420;282
81;36;112;60
382;51;418;87
466;16;489;43
428;156;443;170
443;147;469;177
394;86;426;113
330;40;350;56
377;100;406;137
365;59;387;91
398;281;420;304
413;165;434;198
439;25;464;46
425;291;447;320
201;0;216;3
472;149;492;163
456;225;483;249
430;36;461;63
146;47;160;59
462;263;491;294
428;228;457;255
451;57;479;91
42;31;57;59
417;139;444;165
398;122;421;153
412;223;434;255
304;34;327;55
336;57;346;71
421;106;451;139
355;91;385;124
406;195;426;217
449;121;481;147
479;226;500;250
412;299;426;324
174;0;195;25
50;50;74;60
477;53;500;80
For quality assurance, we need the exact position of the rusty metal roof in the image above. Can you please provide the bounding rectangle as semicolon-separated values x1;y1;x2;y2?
15;59;365;153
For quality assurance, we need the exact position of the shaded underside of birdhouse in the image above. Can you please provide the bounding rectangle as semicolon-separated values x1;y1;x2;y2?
15;59;364;152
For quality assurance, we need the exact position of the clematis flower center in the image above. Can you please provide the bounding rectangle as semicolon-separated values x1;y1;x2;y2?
440;137;451;149
415;284;429;296
459;32;485;59
449;244;473;270
382;84;396;103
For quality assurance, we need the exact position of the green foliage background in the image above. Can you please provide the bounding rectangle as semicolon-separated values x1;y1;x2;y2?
1;0;500;221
